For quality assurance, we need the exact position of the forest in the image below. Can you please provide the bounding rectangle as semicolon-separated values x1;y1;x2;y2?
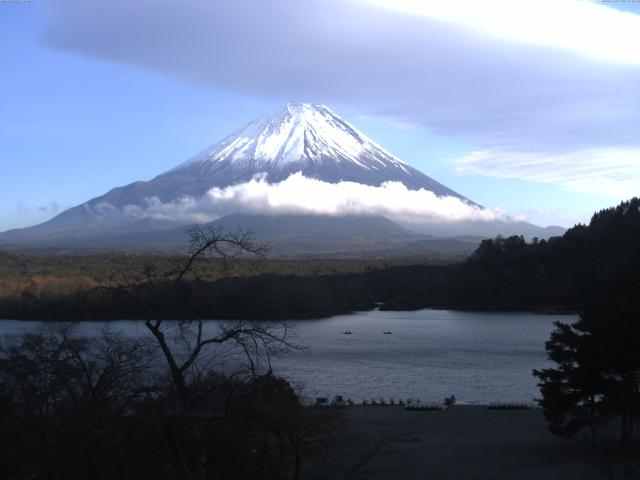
1;198;639;321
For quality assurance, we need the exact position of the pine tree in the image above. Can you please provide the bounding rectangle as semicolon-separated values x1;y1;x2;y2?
534;304;640;446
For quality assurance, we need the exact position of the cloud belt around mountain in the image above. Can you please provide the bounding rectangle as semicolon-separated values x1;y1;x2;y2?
118;173;510;225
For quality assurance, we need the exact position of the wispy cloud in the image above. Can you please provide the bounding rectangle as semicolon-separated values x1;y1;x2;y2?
357;113;419;131
120;173;510;224
16;201;61;216
455;148;640;198
4;201;63;231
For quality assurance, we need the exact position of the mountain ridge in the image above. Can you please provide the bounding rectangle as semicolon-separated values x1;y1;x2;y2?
0;102;563;250
159;102;467;197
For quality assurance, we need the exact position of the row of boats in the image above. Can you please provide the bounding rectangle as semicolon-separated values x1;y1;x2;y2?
343;330;393;335
314;396;534;410
315;395;457;408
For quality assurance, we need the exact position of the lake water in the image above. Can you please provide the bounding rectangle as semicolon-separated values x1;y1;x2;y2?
0;309;575;404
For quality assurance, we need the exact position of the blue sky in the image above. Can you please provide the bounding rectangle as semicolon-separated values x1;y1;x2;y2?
1;0;639;231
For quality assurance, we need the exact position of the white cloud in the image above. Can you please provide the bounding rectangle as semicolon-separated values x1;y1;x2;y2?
43;0;640;153
121;196;216;224
455;148;640;198
121;173;510;224
363;0;640;64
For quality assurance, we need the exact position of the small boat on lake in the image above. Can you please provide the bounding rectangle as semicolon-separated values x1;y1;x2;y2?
344;330;353;335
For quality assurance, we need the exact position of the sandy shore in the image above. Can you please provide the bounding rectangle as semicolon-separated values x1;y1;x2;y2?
343;405;601;479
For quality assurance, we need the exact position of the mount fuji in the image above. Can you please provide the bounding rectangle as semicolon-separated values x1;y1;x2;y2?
0;102;563;253
166;102;466;197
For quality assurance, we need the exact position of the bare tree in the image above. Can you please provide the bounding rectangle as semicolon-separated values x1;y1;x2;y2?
0;324;156;480
103;226;292;401
100;225;297;480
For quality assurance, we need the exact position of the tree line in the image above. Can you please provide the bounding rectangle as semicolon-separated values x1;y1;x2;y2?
530;199;640;478
3;199;640;320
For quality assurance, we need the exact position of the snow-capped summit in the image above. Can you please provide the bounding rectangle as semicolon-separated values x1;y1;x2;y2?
174;102;410;173
164;102;464;196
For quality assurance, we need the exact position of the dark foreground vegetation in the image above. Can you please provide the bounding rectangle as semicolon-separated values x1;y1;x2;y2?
2;199;640;479
523;199;640;479
1;198;640;320
0;228;388;480
0;324;391;480
534;302;640;480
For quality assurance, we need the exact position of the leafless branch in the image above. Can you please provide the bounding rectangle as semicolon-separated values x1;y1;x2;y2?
169;225;268;283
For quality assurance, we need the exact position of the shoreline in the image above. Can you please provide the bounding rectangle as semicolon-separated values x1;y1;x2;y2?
0;305;579;323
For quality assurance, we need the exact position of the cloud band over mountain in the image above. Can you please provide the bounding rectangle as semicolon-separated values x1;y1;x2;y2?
115;173;511;225
45;0;640;155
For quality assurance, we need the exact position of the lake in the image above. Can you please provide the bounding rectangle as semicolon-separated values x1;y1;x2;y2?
0;309;575;404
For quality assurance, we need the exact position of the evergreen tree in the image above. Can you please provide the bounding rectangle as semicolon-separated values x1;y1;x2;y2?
534;304;640;446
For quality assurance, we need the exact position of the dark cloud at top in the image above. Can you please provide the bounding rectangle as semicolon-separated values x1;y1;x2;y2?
43;0;640;153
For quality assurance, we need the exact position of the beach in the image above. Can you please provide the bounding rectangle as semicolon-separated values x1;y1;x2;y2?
343;405;601;479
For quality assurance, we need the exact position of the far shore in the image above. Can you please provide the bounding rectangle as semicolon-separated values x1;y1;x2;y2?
0;305;580;323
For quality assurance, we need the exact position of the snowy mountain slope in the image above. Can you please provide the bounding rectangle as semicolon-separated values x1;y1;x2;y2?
173;103;412;172
162;102;465;196
0;102;472;242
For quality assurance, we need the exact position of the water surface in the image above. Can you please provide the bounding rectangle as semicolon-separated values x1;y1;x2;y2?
0;309;574;404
